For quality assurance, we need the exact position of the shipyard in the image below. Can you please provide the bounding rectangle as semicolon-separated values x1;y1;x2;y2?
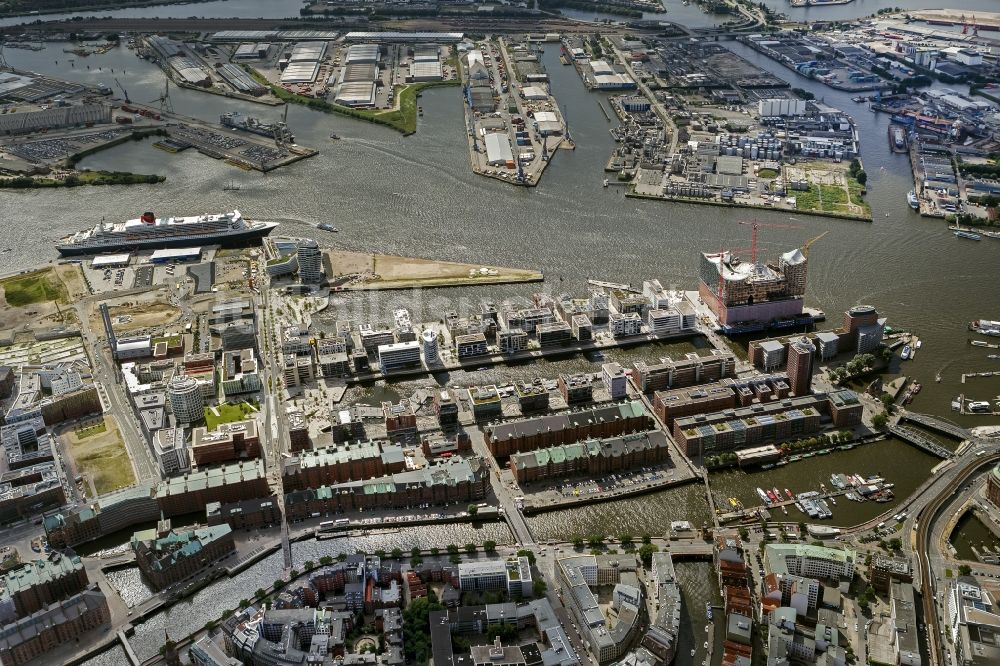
0;2;998;666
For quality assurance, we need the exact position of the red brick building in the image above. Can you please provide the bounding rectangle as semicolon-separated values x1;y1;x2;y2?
509;431;670;484
190;420;261;467
281;441;406;491
484;400;651;458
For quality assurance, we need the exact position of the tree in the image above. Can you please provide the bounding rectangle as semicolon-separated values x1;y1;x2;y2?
412;546;422;558
484;540;497;553
446;544;459;555
572;536;584;549
319;555;333;566
465;543;477;555
486;623;517;642
403;597;444;664
517;549;536;565
255;588;266;599
431;547;440;556
959;564;972;576
638;543;659;568
304;560;315;571
391;548;403;560
641;534;652;545
888;538;902;552
620;534;634;548
872;411;889;430
588;535;604;548
468;504;479;516
856;170;868;186
738;527;750;541
533;578;547;597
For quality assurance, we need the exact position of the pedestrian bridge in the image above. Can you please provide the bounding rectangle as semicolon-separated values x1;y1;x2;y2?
890;425;954;459
902;412;971;441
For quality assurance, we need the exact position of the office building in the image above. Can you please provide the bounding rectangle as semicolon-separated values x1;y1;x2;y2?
433;390;458;427
609;312;643;337
764;544;855;582
422;329;439;365
602;362;628;400
168;375;204;424
558;373;593;406
947;577;1000;666
786;337;814;396
455;333;489;360
458;557;532;597
378;341;421;373
297;239;323;284
869;554;913;595
282;439;406;490
631;351;736;392
468;385;502;422
153;427;190;476
190;420;261;467
557;554;641;663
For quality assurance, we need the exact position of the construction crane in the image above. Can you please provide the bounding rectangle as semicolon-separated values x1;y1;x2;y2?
802;231;828;258
115;77;129;103
149;78;172;113
737;218;801;264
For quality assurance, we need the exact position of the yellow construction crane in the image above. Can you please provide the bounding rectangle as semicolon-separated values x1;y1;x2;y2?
803;231;828;258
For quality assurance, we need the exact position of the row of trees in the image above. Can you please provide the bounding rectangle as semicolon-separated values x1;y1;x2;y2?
848;158;868;187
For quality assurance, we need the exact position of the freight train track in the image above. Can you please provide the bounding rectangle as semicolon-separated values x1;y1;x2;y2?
914;452;1000;665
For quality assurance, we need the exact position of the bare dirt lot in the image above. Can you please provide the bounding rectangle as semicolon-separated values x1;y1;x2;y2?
325;249;543;290
87;295;181;334
60;416;135;498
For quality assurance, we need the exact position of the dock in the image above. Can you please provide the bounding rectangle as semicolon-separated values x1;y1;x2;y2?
961;371;1000;383
117;629;140;666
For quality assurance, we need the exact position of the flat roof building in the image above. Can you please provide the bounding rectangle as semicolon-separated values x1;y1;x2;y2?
485;133;514;166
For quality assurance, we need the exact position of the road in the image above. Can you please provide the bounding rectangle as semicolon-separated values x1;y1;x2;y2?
910;448;1000;666
468;430;535;546
74;298;158;481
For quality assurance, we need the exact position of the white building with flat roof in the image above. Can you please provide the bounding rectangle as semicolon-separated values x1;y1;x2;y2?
484;133;514;166
378;341;421;372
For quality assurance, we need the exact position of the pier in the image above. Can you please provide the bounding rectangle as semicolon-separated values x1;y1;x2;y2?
118;629;140;666
889;424;954;459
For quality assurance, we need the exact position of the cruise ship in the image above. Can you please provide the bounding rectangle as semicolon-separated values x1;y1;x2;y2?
56;210;278;256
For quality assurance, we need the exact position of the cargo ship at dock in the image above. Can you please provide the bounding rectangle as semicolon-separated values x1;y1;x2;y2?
220;112;293;143
56;210;277;256
889;124;908;153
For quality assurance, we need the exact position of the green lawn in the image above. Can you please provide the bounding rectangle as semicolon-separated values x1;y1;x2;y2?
794;184;848;213
757;168;779;179
75;422;108;439
152;335;182;348
205;401;258;430
0;269;68;307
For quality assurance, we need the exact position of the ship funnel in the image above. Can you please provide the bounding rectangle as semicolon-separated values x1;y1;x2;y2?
141;212;155;224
